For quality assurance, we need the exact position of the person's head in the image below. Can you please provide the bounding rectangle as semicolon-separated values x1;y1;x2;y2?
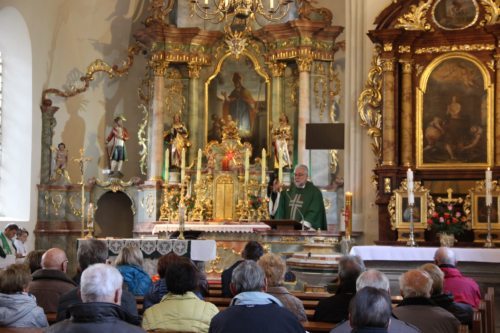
80;263;123;305
0;264;32;294
279;113;289;125
241;241;264;261
420;263;444;296
24;250;46;274
230;260;266;295
77;239;108;272
165;258;199;295
115;245;144;268
350;287;392;329
58;142;66;150
293;165;309;188
356;269;390;292
157;252;184;279
16;228;29;243
399;269;432;298
338;255;365;285
3;224;19;240
434;247;457;266
41;248;69;272
232;72;242;86
258;253;286;287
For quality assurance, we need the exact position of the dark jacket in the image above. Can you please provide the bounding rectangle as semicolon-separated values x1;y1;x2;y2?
27;269;77;313
46;302;145;333
220;260;243;297
313;279;356;323
431;293;473;326
56;286;140;325
330;315;420;333
352;328;389;333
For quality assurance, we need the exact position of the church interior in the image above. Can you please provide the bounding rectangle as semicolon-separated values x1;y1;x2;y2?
0;0;500;331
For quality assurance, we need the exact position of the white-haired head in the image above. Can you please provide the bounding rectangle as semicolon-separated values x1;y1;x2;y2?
356;269;390;292
434;247;457;266
80;263;123;304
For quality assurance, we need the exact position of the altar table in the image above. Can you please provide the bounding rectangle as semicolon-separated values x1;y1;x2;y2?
152;222;270;234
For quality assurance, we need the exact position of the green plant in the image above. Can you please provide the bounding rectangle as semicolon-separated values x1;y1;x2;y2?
427;203;468;235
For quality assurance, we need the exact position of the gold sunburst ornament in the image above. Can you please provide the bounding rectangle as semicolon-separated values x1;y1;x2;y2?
225;28;249;58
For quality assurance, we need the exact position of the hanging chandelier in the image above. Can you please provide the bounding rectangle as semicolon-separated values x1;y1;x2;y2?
190;0;293;27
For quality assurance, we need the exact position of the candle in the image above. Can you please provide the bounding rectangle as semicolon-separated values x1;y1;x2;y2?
244;149;250;184
486;167;492;206
278;151;283;184
181;148;186;183
407;168;414;205
270;0;274;9
196;149;202;185
164;148;169;183
204;0;208;4
345;192;352;238
261;148;266;184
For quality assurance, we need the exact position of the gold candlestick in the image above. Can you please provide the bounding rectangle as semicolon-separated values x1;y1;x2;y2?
73;148;92;238
345;192;352;240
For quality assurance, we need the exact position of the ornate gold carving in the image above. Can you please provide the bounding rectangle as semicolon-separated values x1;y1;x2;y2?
280;236;301;243
69;193;83;217
224;27;249;59
487;59;495;71
383;43;393;52
296;0;333;23
149;52;169;76
95;178;139;193
297;49;314;72
188;63;202;79
415;44;495;54
400;60;413;73
44;193;50;216
146;0;174;26
480;0;500;25
388;180;434;230
358;46;383;164
382;58;395;72
384;178;392;194
268;61;287;77
164;68;186;117
395;0;432;31
313;62;329;121
51;195;63;216
399;45;411;53
138;70;153;175
141;193;155;218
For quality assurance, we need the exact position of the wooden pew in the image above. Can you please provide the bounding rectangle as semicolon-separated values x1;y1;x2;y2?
472;310;483;333
45;312;57;325
0;329;43;333
302;321;335;333
484;288;495;333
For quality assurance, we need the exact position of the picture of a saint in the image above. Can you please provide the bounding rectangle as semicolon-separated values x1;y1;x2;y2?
222;72;256;138
477;196;499;223
402;197;422;222
433;0;478;30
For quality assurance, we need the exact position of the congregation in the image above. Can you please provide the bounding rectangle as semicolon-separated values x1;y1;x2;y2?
0;223;486;332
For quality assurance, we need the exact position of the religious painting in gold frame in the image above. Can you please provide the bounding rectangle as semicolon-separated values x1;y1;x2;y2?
465;182;500;230
205;52;270;161
432;0;479;30
394;191;428;229
416;53;493;169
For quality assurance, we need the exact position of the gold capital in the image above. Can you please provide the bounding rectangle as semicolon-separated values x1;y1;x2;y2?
188;63;202;79
149;52;169;76
268;61;287;77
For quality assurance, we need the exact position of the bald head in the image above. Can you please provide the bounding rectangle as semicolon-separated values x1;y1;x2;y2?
41;248;68;272
434;247;457;266
399;269;432;298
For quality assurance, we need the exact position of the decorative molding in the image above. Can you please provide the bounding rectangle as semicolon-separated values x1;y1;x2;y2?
480;0;500;25
383;43;393;52
398;45;411;53
415;44;495;54
268;61;287;77
394;0;432;31
149;52;169;76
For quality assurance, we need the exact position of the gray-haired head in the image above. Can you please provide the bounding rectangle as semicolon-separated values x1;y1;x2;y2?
294;164;309;175
434;247;457;266
350;287;392;329
356;269;390;292
399;269;432;298
80;263;123;304
77;239;108;271
338;255;365;281
231;260;266;294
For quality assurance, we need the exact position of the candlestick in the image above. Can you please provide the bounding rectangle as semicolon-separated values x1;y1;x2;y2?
486;168;492;206
181;148;186;183
196;149;202;185
164;148;169;183
345;192;353;239
407;168;414;205
278;150;283;184
261;148;266;184
244;149;250;184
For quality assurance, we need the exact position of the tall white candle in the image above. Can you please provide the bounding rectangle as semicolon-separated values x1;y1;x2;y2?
244;149;250;184
261;148;266;184
196;149;202;185
164;148;169;183
270;0;274;9
181;148;186;183
87;203;94;228
486;168;492;206
407;168;414;205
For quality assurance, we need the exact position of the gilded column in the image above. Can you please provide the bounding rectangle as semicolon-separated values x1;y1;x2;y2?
400;59;413;167
148;53;168;181
381;57;396;166
269;61;286;126
495;55;500;165
297;51;313;167
188;62;202;164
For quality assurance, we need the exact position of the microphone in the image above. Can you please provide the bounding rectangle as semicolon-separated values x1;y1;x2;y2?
283;188;312;230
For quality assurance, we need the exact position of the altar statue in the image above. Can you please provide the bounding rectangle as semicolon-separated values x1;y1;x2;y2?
272;113;292;169
106;115;129;174
50;142;70;183
164;113;191;168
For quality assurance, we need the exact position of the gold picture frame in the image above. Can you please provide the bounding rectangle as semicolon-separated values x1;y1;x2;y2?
416;53;493;169
464;181;500;230
389;180;434;230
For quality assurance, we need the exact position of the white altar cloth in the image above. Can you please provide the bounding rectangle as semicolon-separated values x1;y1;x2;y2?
152;223;271;234
350;246;500;263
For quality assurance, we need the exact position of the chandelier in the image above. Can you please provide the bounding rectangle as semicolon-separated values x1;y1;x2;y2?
190;0;293;28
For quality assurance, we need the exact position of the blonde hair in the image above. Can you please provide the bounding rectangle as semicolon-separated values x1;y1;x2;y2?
420;263;444;295
115;245;144;267
0;264;32;293
258;253;286;287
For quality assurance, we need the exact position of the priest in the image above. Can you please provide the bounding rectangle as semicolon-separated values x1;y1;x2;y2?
275;164;327;230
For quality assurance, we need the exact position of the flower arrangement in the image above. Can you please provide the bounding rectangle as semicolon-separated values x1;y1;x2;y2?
248;194;263;210
427;203;468;235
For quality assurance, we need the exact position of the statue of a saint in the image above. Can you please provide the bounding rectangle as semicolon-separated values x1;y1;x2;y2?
50;142;70;182
164;113;191;168
106;115;129;175
272;113;292;168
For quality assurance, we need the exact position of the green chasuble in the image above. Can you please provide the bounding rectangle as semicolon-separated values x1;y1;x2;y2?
0;232;13;256
275;181;327;230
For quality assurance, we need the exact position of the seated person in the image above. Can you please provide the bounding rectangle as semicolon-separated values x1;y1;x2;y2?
314;255;364;323
258;253;307;321
221;241;264;297
209;260;304;333
46;264;144;333
142;257;219;332
24;249;45;274
349;287;392;333
0;264;48;328
115;245;152;296
13;228;29;257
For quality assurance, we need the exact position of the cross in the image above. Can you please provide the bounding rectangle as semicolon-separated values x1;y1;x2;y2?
73;148;92;184
289;194;303;220
444;188;459;204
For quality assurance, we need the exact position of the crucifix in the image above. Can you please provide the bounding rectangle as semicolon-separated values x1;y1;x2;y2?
74;148;92;238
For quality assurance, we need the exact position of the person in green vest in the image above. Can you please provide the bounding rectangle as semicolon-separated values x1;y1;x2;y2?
274;164;327;230
0;223;19;258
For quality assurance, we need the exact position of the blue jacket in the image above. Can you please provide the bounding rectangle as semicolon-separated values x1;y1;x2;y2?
117;265;152;296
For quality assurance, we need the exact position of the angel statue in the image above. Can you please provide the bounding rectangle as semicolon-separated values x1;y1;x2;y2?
50;142;71;183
